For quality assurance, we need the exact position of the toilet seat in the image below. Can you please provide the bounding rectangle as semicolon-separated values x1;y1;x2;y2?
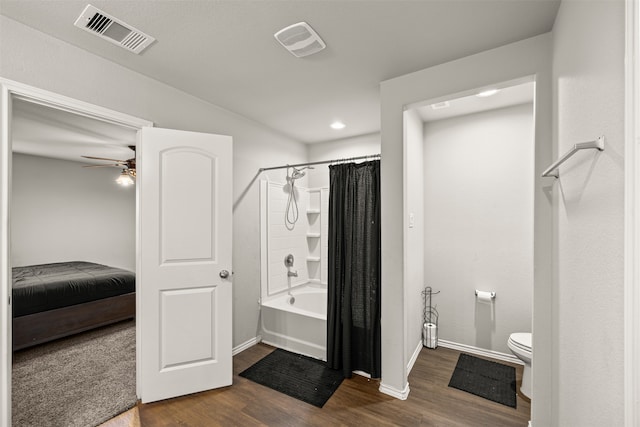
508;332;532;353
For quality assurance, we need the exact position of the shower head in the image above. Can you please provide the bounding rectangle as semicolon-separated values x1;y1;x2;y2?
291;169;306;179
290;166;314;181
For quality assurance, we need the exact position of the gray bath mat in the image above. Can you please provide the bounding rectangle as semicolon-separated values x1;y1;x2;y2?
239;348;343;407
448;353;517;408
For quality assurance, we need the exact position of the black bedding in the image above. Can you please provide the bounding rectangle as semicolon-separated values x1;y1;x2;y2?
12;261;135;317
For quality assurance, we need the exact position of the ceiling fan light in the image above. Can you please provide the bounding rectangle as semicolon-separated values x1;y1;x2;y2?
116;169;135;186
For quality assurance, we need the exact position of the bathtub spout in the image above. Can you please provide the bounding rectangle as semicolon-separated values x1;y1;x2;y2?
287;270;298;277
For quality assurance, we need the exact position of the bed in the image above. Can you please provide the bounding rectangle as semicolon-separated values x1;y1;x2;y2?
12;261;136;351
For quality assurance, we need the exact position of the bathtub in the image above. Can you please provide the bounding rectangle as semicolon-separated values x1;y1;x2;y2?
260;283;327;361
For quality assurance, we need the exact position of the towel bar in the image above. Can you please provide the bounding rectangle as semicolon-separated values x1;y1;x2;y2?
542;136;604;178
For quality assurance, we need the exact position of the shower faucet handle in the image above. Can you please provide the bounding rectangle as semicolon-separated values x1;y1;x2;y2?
284;254;295;267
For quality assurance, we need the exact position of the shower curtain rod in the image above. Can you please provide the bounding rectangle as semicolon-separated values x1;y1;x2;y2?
258;153;380;172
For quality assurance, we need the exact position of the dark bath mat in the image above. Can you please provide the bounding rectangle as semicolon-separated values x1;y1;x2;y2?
239;348;344;408
448;353;517;408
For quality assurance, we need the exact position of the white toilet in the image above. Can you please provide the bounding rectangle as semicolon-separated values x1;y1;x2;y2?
508;332;532;399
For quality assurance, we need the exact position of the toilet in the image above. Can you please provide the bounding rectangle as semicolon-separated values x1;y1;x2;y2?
508;332;532;399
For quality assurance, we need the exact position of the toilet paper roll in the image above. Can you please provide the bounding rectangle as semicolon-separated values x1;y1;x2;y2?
476;290;495;304
425;323;437;348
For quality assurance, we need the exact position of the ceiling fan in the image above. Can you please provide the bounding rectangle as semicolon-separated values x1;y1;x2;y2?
82;145;136;186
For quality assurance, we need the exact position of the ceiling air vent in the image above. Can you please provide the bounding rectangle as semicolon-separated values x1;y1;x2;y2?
74;4;155;54
274;22;326;58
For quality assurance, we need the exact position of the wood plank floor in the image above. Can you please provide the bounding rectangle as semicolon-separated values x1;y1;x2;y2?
103;344;530;426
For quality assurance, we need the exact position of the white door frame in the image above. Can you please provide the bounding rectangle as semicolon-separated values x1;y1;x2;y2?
625;0;640;425
0;78;152;427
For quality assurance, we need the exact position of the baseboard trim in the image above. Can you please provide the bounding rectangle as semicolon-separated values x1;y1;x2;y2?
407;340;422;375
437;339;523;365
379;382;410;400
233;336;261;356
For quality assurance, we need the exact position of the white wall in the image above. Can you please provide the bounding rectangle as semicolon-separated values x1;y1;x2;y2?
552;1;625;425
380;35;553;417
404;109;425;369
11;154;135;271
0;16;308;349
422;103;534;355
307;133;381;188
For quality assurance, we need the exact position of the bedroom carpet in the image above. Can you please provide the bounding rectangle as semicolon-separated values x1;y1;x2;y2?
12;320;136;427
448;353;517;408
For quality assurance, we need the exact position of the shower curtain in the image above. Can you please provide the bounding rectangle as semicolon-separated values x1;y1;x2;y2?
327;160;381;378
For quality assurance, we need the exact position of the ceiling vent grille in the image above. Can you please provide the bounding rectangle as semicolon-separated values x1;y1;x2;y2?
74;4;155;54
274;22;326;58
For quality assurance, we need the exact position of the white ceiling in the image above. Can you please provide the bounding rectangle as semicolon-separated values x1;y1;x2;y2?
1;0;560;149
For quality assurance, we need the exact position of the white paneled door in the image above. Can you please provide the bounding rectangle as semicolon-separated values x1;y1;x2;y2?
138;127;233;403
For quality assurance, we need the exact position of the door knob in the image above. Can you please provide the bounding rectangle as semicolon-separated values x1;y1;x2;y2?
219;270;230;279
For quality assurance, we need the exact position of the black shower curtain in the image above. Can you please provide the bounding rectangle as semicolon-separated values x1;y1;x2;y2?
327;160;381;378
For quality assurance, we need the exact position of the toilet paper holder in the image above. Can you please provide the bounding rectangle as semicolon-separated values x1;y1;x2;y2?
475;290;496;299
422;286;439;349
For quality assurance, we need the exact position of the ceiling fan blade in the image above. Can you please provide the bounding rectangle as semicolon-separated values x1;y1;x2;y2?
81;155;127;162
82;164;121;168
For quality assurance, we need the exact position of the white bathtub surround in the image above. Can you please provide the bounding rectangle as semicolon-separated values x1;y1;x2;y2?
260;180;329;300
306;188;330;284
259;179;330;361
262;180;309;295
260;283;327;360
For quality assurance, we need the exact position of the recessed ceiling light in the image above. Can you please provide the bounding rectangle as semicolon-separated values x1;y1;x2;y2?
476;89;500;98
330;121;346;130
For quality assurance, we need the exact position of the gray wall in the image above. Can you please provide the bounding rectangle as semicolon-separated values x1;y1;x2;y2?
404;108;425;368
307;133;380;189
422;103;534;355
11;153;136;271
0;15;307;349
552;1;625;424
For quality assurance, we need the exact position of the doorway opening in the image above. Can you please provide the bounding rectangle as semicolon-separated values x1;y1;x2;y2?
11;98;139;424
0;79;152;426
402;77;536;412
